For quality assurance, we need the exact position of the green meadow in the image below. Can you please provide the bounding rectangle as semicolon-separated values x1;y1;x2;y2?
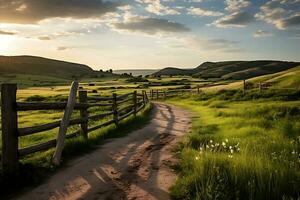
167;91;300;200
0;64;299;198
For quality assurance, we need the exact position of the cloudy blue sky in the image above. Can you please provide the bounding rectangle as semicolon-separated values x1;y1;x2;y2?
0;0;299;69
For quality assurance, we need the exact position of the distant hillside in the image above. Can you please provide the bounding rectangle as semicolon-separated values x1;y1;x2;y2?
248;65;300;88
0;55;108;79
153;61;300;80
114;69;159;76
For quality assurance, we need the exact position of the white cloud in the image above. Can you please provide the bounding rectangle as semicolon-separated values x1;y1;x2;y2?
253;30;273;38
187;7;223;17
225;0;251;12
255;0;300;30
213;11;253;28
136;0;180;15
111;15;190;36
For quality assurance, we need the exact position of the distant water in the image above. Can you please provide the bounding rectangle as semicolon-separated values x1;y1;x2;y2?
114;69;159;76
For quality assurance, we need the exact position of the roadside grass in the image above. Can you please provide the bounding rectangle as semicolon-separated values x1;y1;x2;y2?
167;95;300;200
0;103;153;198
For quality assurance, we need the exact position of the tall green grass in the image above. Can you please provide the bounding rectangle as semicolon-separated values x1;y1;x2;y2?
168;97;300;200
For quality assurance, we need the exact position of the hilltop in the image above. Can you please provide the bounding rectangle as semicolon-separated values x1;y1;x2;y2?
0;55;110;79
153;61;300;80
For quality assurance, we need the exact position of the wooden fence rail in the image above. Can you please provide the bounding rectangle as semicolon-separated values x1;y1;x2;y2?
1;83;149;176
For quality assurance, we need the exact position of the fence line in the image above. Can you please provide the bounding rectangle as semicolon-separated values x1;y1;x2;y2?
147;82;300;100
1;82;149;176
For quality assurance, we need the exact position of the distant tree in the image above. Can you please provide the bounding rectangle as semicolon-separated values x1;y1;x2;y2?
109;69;113;73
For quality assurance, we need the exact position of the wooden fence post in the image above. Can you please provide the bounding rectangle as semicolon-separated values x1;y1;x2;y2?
259;82;262;92
151;89;154;100
79;90;88;139
52;81;78;166
133;91;137;116
145;91;149;103
197;85;200;94
112;93;118;126
1;84;19;176
156;90;159;100
164;91;166;99
243;80;246;94
142;91;146;107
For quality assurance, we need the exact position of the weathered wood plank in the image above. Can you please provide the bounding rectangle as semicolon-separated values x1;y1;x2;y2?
118;104;134;114
18;131;80;157
87;119;115;133
79;91;88;139
117;93;132;100
1;83;19;175
117;97;132;105
133;91;137;116
17;102;112;111
87;96;113;101
52;81;78;166
112;93;118;126
118;109;135;121
88;112;114;121
18;117;87;137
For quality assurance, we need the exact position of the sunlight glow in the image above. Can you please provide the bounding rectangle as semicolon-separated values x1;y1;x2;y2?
0;36;14;54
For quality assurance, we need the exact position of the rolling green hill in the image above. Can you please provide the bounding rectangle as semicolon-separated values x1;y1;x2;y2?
153;61;300;80
0;55;109;79
248;65;300;88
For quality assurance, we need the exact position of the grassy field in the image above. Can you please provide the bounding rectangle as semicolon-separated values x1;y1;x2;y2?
1;68;299;198
166;92;300;199
0;75;204;172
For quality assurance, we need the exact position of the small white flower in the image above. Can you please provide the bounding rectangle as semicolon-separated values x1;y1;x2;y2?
210;140;213;143
225;139;229;143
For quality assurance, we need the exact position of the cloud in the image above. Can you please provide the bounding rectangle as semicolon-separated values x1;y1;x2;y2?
188;38;239;51
253;30;273;38
225;0;251;12
0;30;17;35
0;0;123;24
255;0;300;30
57;46;68;51
213;11;254;27
136;0;180;15
172;36;241;53
112;16;190;35
38;36;51;40
187;7;223;17
212;0;253;28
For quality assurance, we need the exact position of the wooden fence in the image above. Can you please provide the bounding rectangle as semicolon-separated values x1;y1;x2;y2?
147;82;300;100
1;83;149;175
147;87;202;100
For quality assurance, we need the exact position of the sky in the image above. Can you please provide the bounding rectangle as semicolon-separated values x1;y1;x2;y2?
0;0;299;70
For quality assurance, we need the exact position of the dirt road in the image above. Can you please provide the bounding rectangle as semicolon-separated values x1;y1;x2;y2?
18;103;190;200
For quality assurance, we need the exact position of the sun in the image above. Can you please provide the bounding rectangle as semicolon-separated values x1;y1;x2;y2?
0;36;14;54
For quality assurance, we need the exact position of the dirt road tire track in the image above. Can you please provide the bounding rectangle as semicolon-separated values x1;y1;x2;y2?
18;103;191;200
